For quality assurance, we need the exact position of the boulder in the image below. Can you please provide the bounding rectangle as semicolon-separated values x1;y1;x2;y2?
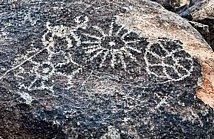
189;0;214;21
188;0;214;50
0;0;214;138
150;0;180;11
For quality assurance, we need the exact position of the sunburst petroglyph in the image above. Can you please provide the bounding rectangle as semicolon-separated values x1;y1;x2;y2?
11;15;196;93
76;17;144;69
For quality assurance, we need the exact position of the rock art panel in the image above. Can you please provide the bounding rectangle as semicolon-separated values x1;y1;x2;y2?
0;0;213;138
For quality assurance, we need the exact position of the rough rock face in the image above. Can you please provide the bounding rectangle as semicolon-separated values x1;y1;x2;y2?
150;0;180;11
189;0;214;50
0;0;214;138
183;0;214;106
151;0;214;51
189;0;214;21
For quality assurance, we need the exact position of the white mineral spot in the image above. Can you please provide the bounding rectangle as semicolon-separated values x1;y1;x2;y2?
18;92;33;105
109;41;116;46
123;117;130;122
43;67;50;73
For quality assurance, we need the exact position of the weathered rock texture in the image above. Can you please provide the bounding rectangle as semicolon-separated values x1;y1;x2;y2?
183;0;214;107
0;0;214;138
152;0;214;50
151;0;180;11
188;0;214;50
189;0;214;21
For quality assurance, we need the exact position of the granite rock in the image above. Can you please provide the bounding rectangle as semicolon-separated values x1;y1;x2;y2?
0;0;214;138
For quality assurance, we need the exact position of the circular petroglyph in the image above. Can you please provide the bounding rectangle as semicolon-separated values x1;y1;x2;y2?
2;2;210;138
144;39;194;82
13;15;196;93
13;17;88;92
73;17;147;70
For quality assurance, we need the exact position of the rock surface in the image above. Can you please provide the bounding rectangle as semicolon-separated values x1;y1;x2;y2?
189;0;214;21
189;0;214;50
152;0;214;50
176;0;214;106
151;0;180;11
0;0;214;138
